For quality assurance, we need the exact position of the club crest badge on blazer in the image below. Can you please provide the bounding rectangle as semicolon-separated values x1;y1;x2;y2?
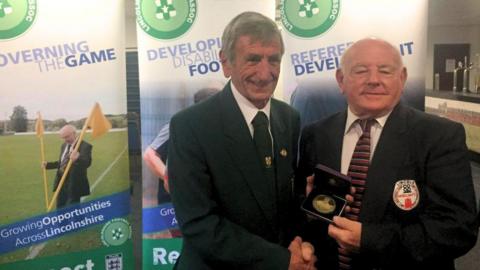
393;180;420;211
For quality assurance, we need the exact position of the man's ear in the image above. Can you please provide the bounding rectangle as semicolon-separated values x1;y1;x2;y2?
336;69;345;94
219;50;231;78
400;67;408;85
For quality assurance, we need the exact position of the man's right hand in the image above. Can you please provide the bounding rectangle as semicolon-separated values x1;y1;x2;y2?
288;236;317;270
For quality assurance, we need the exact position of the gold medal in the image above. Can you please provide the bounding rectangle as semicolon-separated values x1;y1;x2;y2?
312;194;336;214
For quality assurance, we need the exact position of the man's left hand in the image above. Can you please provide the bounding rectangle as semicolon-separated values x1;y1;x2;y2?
328;216;362;253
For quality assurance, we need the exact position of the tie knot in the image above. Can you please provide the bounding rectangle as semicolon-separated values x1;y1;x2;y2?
252;111;269;127
359;119;374;133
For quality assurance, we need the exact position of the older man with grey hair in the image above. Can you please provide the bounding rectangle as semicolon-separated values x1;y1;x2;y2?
168;11;315;270
44;124;92;209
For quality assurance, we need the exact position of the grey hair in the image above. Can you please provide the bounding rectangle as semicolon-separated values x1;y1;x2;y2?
221;11;284;63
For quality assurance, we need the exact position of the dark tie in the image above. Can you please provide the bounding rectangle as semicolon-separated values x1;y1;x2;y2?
252;111;274;178
338;119;374;270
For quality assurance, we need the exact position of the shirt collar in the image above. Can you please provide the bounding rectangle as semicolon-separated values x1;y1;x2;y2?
231;81;271;124
344;106;392;134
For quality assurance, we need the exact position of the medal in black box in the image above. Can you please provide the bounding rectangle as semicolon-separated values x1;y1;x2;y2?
301;164;351;223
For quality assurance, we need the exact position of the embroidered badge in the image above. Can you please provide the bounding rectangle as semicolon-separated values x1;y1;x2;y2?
393;180;419;211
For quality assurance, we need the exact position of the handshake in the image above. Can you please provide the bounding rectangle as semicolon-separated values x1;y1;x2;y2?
288;236;317;270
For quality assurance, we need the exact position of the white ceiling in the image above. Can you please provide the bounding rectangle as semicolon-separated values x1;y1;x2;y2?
126;0;480;26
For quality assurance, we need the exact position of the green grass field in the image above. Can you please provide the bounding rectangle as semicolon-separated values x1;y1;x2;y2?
0;130;131;264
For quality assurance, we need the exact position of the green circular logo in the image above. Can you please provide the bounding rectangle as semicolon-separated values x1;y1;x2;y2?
101;218;131;247
280;0;340;38
135;0;197;40
0;0;37;40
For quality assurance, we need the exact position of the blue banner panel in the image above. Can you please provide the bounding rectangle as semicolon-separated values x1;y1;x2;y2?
0;191;130;254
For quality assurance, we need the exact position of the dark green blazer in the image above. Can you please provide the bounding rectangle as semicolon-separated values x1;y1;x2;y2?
297;103;478;269
169;83;301;269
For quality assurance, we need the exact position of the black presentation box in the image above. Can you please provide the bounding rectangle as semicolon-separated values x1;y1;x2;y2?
301;164;351;223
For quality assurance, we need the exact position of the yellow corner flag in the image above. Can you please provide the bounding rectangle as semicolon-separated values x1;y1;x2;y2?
36;112;49;210
88;102;112;139
35;112;44;138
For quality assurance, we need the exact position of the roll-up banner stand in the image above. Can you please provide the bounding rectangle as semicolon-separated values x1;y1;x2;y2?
135;1;275;269
0;1;133;269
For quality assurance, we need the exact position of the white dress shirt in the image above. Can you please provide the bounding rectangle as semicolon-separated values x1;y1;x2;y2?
230;81;271;138
61;144;72;162
340;107;391;175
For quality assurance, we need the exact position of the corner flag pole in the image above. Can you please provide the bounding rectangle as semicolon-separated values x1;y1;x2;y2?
36;112;49;210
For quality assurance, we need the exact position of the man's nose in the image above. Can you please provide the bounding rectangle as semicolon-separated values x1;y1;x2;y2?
367;71;380;84
256;59;274;80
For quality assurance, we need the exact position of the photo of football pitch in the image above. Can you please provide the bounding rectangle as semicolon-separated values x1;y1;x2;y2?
0;130;131;264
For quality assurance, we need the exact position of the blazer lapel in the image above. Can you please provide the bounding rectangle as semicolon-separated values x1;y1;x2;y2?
270;102;288;191
325;112;347;171
360;104;410;222
220;84;277;227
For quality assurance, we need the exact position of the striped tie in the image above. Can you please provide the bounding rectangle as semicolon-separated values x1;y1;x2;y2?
338;119;374;270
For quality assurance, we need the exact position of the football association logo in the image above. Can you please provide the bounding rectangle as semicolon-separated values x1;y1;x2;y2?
393;180;420;211
280;0;340;38
136;0;197;40
105;253;123;270
101;218;132;247
0;0;37;40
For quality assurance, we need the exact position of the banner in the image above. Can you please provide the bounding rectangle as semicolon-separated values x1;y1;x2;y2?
0;0;133;269
280;0;428;126
135;0;275;268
